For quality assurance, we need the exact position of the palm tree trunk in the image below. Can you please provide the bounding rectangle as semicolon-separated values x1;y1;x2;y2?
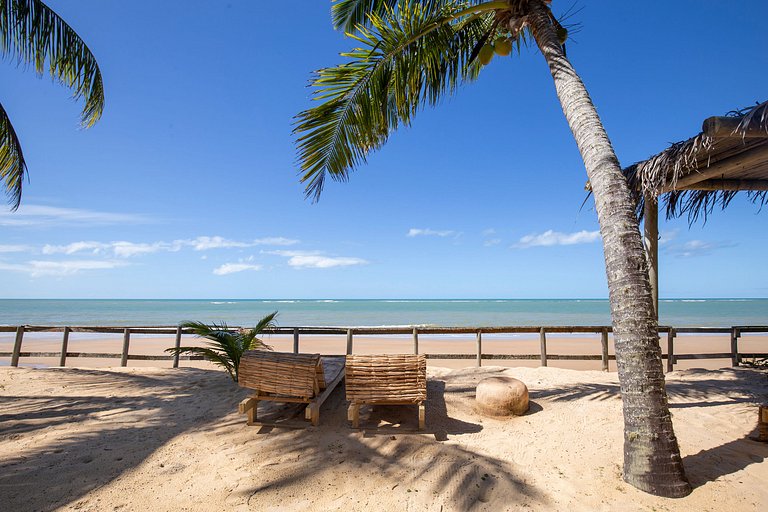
527;1;691;498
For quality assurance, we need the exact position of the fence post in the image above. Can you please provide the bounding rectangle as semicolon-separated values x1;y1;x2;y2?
730;327;740;367
172;326;182;368
121;328;131;367
346;329;353;355
539;327;547;367
667;328;676;373
476;330;482;367
293;328;300;354
59;327;71;367
413;327;419;355
600;328;609;372
11;325;25;367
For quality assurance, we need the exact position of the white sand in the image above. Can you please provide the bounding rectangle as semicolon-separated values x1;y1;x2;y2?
1;365;766;511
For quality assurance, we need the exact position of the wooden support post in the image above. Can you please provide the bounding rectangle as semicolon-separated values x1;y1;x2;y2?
600;328;609;372
308;403;320;426
413;327;419;355
348;403;360;428
346;329;353;355
239;396;259;425
758;404;768;442
418;403;425;430
172;325;182;368
121;328;131;367
293;327;299;354
59;327;71;367
475;330;483;367
667;328;676;373
644;195;659;320
539;327;547;367
730;328;740;367
10;325;24;367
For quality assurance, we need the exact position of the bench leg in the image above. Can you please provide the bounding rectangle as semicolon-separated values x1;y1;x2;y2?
247;401;258;426
418;403;425;430
348;403;360;428
309;403;320;426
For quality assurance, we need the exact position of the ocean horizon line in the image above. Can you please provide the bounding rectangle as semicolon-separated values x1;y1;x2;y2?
1;297;766;301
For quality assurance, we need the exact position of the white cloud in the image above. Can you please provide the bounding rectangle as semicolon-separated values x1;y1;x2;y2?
213;263;263;275
407;228;456;237
0;205;150;227
484;238;501;247
43;241;109;255
0;244;30;253
482;228;496;236
43;241;171;258
658;229;679;247
515;230;601;248
175;235;300;251
112;242;170;258
0;259;128;277
666;239;736;258
41;235;299;258
253;237;300;246
268;250;368;269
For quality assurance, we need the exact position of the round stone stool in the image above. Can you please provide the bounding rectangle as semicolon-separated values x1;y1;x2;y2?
476;376;529;416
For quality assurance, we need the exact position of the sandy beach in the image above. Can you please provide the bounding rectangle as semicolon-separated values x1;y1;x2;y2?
2;331;767;372
1;363;766;511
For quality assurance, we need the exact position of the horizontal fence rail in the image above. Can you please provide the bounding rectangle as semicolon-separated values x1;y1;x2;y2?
1;324;767;371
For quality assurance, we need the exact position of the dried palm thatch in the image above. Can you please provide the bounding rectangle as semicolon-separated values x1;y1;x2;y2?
621;101;768;223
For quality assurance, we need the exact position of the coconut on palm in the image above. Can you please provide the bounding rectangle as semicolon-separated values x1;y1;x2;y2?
494;38;512;56
479;43;494;65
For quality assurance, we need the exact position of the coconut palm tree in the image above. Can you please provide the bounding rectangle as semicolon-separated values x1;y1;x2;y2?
166;312;278;383
0;0;104;210
294;0;691;497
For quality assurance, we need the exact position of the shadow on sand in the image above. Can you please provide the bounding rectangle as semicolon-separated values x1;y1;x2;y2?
236;376;548;510
523;367;768;489
0;367;240;512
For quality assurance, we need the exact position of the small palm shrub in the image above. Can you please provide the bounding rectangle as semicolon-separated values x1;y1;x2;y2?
166;311;277;382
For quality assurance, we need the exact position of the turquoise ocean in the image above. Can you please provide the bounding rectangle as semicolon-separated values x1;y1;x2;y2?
0;299;766;328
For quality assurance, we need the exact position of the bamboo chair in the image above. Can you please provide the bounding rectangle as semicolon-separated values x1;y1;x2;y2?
237;351;345;427
345;354;427;430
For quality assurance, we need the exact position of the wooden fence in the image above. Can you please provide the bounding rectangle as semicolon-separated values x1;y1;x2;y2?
1;325;767;371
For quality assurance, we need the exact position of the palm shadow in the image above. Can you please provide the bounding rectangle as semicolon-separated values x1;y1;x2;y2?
236;376;548;510
518;367;768;488
0;367;243;512
357;380;483;439
683;432;768;487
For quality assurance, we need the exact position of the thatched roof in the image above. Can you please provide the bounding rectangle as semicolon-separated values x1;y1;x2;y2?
623;101;768;222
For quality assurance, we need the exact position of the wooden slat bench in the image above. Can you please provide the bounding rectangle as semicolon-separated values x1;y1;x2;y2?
345;354;427;430
238;351;345;427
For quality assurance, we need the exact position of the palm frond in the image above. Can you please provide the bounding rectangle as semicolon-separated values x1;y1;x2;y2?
167;345;237;380
331;0;462;32
332;0;397;32
0;0;104;127
0;100;26;210
169;314;276;382
664;189;768;225
295;1;494;201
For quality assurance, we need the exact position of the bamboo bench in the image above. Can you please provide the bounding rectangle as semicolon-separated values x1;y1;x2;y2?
237;351;345;427
345;354;427;430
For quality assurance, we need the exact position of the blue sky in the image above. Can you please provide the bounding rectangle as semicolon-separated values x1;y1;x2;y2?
0;0;766;299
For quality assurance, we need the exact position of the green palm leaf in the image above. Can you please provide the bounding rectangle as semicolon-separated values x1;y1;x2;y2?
166;312;277;382
0;0;104;209
295;1;496;201
0;101;26;210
